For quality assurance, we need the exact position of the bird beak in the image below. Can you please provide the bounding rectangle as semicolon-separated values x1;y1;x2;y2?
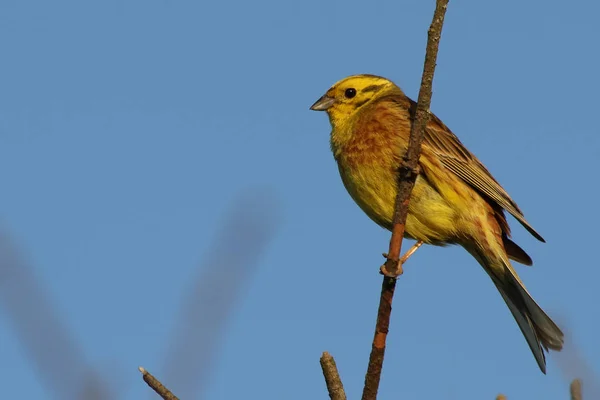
310;95;335;111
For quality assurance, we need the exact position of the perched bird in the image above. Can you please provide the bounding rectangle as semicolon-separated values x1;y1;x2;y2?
310;74;563;373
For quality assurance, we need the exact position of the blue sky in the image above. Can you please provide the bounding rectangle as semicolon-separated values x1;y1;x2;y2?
1;0;599;399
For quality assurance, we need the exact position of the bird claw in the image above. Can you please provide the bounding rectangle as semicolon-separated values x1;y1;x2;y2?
379;261;402;278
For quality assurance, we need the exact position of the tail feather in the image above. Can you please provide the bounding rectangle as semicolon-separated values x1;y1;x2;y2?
502;261;565;351
503;235;533;266
467;244;564;373
494;257;564;373
496;285;547;372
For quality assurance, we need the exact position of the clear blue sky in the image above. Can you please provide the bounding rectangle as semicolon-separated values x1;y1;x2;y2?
1;0;598;399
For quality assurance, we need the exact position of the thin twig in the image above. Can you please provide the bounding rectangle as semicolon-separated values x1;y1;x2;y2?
320;352;347;400
361;1;449;400
571;379;583;400
139;366;179;400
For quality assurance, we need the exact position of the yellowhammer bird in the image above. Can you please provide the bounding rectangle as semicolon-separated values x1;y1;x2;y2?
310;74;563;373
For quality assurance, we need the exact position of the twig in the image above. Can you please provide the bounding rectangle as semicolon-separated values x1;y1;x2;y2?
571;379;582;400
361;1;449;400
139;366;179;400
320;352;347;400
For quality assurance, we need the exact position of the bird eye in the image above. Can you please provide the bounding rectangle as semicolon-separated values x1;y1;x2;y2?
344;88;357;99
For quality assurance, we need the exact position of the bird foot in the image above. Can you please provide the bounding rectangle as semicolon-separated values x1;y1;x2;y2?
379;261;402;278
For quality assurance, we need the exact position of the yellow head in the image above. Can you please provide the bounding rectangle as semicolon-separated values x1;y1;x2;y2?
309;74;402;128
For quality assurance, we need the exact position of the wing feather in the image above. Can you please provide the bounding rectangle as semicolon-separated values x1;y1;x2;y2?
405;98;545;242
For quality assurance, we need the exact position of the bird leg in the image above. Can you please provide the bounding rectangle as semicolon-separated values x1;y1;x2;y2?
399;240;423;264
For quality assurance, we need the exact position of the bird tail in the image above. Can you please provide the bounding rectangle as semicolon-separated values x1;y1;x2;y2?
469;247;564;373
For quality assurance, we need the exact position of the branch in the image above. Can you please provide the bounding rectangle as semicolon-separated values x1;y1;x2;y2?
139;367;179;400
320;352;347;400
496;378;583;399
571;379;583;400
361;1;449;399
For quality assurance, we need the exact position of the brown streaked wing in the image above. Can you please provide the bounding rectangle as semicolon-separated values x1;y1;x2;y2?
407;99;545;243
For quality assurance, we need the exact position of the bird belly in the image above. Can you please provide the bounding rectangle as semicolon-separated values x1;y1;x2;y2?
337;161;459;245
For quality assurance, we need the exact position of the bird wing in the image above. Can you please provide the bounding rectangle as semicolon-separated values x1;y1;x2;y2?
418;104;545;243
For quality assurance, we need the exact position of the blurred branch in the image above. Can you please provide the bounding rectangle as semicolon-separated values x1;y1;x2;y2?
320;352;347;400
570;379;582;400
160;189;280;399
361;1;449;399
139;367;179;400
497;378;584;399
0;230;111;400
553;320;599;400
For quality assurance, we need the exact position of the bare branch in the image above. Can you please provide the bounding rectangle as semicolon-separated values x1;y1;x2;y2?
381;0;449;278
320;352;347;400
139;367;179;400
571;379;583;400
361;1;449;399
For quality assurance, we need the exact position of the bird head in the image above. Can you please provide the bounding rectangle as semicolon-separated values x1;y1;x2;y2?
310;74;401;127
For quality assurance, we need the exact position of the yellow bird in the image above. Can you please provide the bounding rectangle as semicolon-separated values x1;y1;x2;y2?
310;74;563;373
